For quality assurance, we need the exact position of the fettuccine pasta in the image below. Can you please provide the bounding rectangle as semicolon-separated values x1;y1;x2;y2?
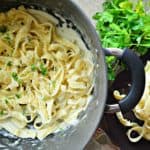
0;6;94;140
113;61;150;142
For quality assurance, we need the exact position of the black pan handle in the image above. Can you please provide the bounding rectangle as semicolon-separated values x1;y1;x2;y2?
103;48;145;114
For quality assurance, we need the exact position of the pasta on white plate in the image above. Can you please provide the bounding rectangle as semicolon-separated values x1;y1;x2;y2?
113;61;150;143
0;6;94;140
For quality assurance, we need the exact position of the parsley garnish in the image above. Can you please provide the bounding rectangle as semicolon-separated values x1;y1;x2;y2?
31;64;37;71
15;94;21;99
11;72;18;81
7;61;12;66
11;72;21;84
93;0;150;80
40;63;47;76
0;110;4;115
5;99;8;104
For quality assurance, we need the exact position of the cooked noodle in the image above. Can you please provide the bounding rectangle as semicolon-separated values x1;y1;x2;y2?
0;6;94;140
114;61;150;142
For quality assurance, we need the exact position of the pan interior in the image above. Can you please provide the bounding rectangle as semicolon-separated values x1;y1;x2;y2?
0;1;107;150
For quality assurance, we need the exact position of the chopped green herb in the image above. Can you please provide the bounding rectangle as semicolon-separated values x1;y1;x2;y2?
3;33;12;44
31;64;37;71
7;61;12;66
15;94;21;99
93;0;150;80
0;25;7;33
0;110;4;115
5;99;9;104
40;63;47;76
11;72;22;84
11;72;18;81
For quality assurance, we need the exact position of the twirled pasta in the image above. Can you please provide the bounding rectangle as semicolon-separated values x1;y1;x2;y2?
0;6;94;140
113;61;150;142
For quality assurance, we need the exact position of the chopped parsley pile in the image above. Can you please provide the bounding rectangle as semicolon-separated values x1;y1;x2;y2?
93;0;150;80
